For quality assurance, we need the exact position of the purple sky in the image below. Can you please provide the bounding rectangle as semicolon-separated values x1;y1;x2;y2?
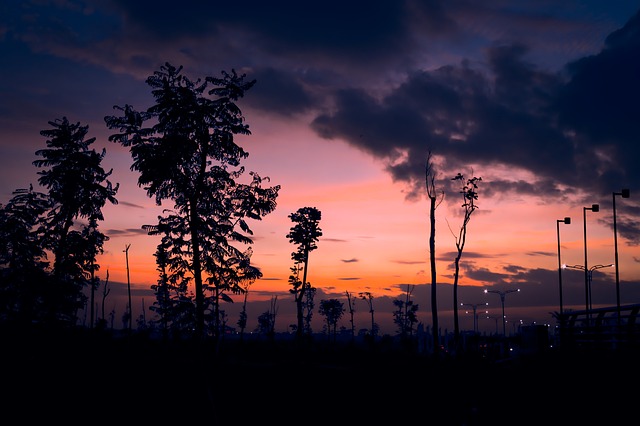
1;1;640;335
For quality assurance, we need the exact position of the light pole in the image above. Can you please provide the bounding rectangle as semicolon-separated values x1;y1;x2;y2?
563;263;614;311
484;288;520;337
461;302;488;334
583;204;599;321
485;316;499;334
557;217;571;316
613;189;630;324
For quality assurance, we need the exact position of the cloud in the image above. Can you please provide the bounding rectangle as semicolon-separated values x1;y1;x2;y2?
105;228;148;237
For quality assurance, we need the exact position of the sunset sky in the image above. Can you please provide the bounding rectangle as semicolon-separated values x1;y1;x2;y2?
1;1;640;335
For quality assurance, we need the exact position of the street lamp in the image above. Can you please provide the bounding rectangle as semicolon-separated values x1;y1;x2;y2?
485;316;500;334
461;302;488;334
484;288;520;337
613;189;630;324
563;263;614;311
556;217;571;316
583;204;599;320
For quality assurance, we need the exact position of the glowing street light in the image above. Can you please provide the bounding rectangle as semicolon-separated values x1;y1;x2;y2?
563;263;614;312
613;189;630;323
556;217;571;316
484;288;520;337
461;302;488;334
583;204;599;320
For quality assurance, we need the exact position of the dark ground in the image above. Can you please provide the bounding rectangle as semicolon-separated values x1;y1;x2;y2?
2;327;638;425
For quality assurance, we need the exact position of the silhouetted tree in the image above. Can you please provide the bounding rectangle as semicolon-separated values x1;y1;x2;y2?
449;172;482;352
318;298;345;342
147;240;172;341
97;270;110;330
204;247;262;339
393;284;419;338
0;186;51;325
82;217;108;329
236;260;259;341
105;63;280;339
33;117;118;326
237;294;248;341
286;261;315;335
302;285;316;334
286;206;322;339
256;295;278;340
345;291;356;341
359;292;378;337
426;151;444;356
145;221;194;338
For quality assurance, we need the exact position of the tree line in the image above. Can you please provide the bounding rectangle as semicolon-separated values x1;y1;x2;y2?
0;62;481;353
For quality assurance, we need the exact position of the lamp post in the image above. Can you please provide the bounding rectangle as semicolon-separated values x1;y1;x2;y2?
613;189;630;324
583;204;599;321
486;316;499;334
461;302;488;334
484;288;520;337
563;263;614;311
556;217;571;316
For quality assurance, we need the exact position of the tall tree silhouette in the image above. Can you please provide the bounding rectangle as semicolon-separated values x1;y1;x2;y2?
106;63;279;339
286;206;322;339
33;117;118;325
449;172;482;352
425;151;444;356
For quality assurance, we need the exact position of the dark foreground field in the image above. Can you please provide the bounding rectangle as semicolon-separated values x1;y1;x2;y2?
2;327;638;425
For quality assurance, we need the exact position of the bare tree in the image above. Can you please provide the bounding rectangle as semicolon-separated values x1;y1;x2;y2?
359;292;378;338
449;172;482;352
345;291;356;342
124;243;132;333
98;270;110;329
426;151;444;356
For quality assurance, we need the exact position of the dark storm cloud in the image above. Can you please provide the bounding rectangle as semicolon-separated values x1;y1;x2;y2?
247;67;316;117
310;10;640;210
458;263;509;284
109;0;443;64
598;205;640;246
310;48;576;199
555;11;640;192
